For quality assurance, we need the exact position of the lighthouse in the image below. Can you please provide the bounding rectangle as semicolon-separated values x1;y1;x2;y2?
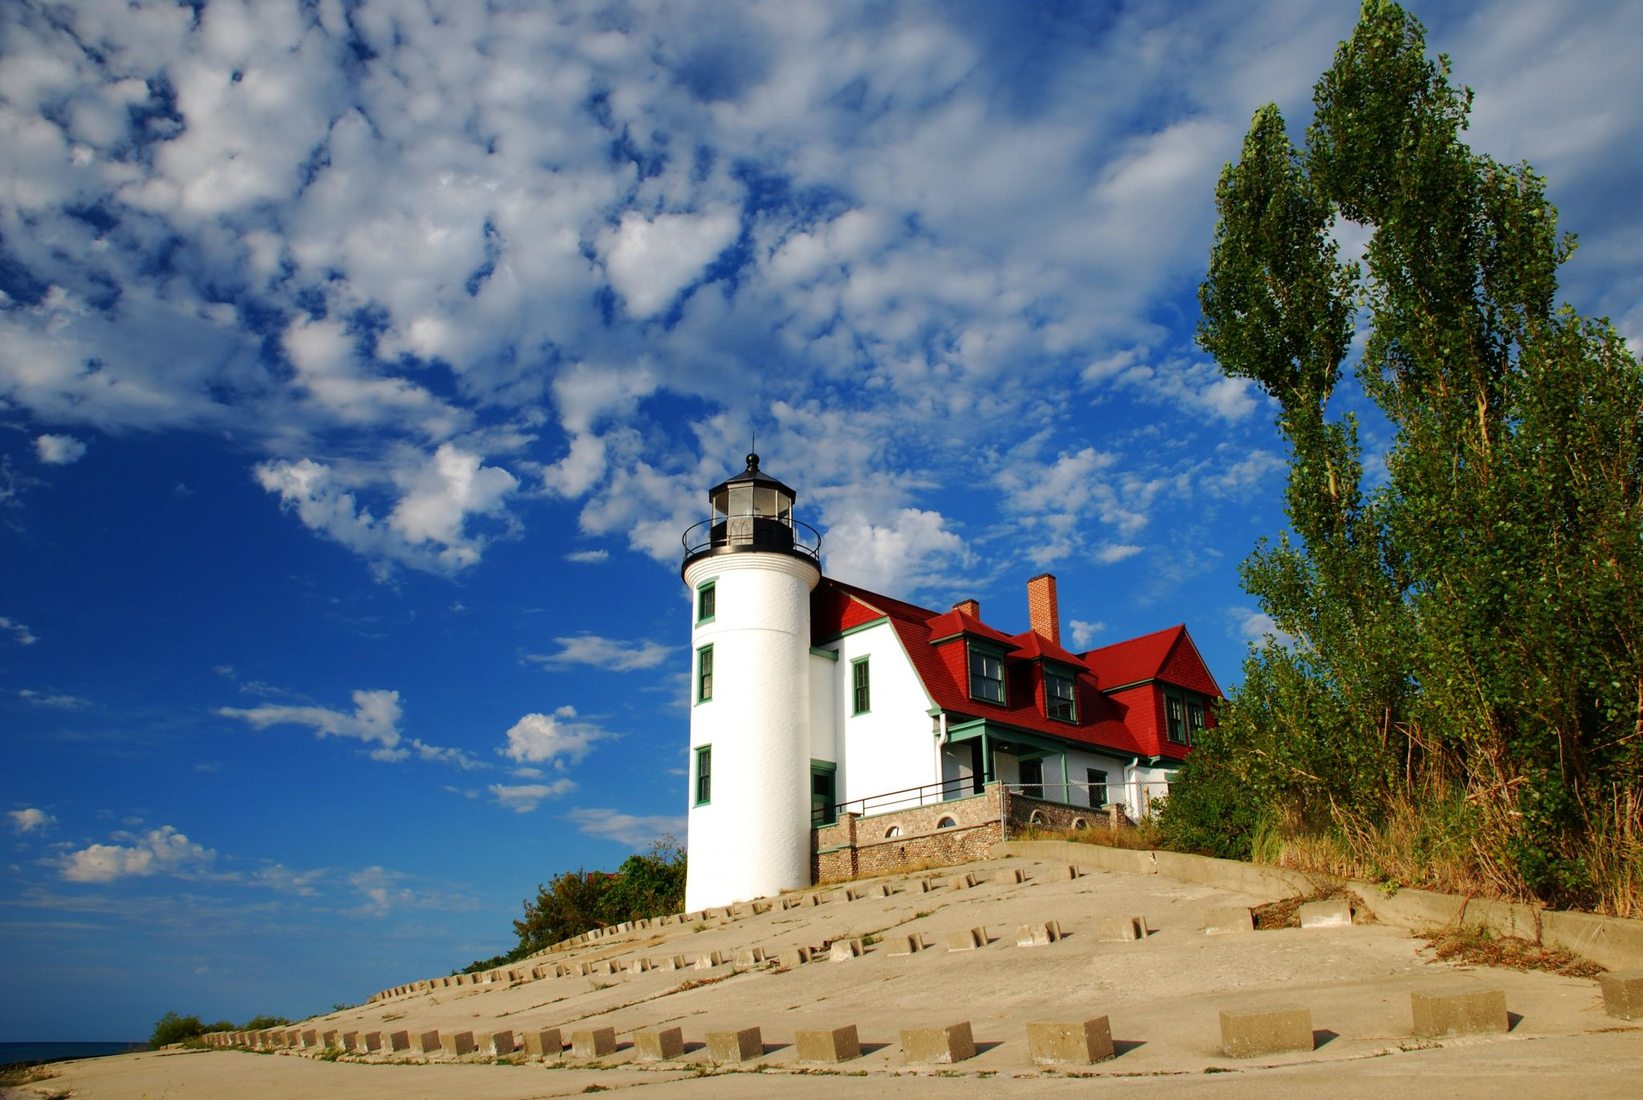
680;453;822;911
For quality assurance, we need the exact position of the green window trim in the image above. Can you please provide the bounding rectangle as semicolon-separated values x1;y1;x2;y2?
968;642;1007;705
696;644;714;704
851;656;871;715
694;745;712;806
696;580;716;624
1044;664;1077;723
1166;691;1208;746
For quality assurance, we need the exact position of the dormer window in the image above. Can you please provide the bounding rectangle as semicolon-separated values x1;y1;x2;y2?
969;644;1006;704
1045;666;1077;723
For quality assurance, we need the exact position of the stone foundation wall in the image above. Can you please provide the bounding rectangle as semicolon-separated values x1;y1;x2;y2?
812;786;1003;884
1005;792;1126;836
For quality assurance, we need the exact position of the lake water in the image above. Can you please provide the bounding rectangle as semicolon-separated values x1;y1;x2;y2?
0;1041;146;1067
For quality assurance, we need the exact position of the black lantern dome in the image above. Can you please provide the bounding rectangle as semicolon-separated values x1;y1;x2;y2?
681;453;821;573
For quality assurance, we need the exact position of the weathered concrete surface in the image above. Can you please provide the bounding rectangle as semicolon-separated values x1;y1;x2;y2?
1027;1017;1113;1065
1219;1006;1313;1057
24;852;1643;1099
1411;988;1509;1038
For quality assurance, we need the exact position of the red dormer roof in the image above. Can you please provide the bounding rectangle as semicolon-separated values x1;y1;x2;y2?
1084;624;1225;698
810;578;1220;760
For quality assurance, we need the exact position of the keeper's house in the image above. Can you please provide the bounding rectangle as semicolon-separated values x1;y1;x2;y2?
681;453;1222;911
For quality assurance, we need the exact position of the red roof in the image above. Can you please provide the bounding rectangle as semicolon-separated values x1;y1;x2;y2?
811;578;1221;760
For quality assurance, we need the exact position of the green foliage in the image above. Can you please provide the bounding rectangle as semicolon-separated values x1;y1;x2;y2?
150;1011;205;1049
1181;0;1643;912
475;838;687;964
242;1015;291;1031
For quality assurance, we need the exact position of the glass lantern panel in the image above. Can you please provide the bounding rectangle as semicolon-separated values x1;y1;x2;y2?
710;488;729;522
728;483;753;518
754;486;778;518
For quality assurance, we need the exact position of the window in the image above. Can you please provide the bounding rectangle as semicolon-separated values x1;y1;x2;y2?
1187;700;1206;739
1087;768;1109;808
1019;757;1043;800
1045;667;1077;722
696;581;716;623
696;645;713;704
969;645;1006;704
1166;694;1187;744
694;746;712;806
811;762;836;826
884;825;901;839
936;816;957;829
851;657;871;715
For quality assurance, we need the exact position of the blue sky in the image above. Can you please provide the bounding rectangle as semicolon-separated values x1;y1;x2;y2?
3;0;1639;1041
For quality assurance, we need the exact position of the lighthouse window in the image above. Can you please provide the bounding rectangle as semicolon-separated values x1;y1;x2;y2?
851;657;871;715
696;581;716;624
694;746;712;806
696;645;714;704
968;645;1006;704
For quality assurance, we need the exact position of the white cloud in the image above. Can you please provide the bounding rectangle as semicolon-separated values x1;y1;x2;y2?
1095;543;1143;564
565;549;609;563
34;434;87;464
1069;620;1106;649
1;617;38;646
600;209;742;319
489;779;576;814
61;825;214;883
822;507;970;597
14;688;89;709
527;636;670;672
567;807;686;848
1232;607;1297;650
254;446;517;576
9;807;56;834
219;688;403;749
252;863;326;897
499;706;609;767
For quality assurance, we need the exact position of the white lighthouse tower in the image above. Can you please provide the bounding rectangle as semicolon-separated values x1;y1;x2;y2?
680;454;821;911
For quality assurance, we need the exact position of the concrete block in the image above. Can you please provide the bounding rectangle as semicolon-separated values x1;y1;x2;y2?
781;896;802;909
802;893;821;906
415;1030;442;1055
918;878;939;893
1219;1006;1313;1057
1601;971;1643;1019
1050;864;1080;881
440;1031;476;1057
996;868;1024;885
694;950;724;969
1096;916;1147;942
707;1026;763;1064
734;946;766;968
660;954;688;970
531;965;553;980
1027;1017;1114;1065
600;959;622;975
299;1029;318;1048
1411;988;1509;1038
570;1027;616;1059
888;932;925;956
363;1032;383;1052
320;1030;339;1049
945;927;987;951
341;1032;360;1051
777;947;812;968
1203;905;1254;935
948;872;976;891
1299;899;1353;929
1016;921;1062;947
832;889;853;904
1543;910;1643;973
481;1030;516;1056
829;938;864;961
796;1024;861;1063
385;1030;411;1052
521;1029;563;1058
733;902;756;918
634;1027;684;1062
901;1021;975;1064
627;957;653;974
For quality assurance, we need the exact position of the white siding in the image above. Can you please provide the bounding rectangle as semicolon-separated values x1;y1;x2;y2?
807;650;837;765
818;620;937;812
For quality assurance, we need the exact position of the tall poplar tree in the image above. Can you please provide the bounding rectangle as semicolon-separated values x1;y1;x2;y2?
1176;0;1643;910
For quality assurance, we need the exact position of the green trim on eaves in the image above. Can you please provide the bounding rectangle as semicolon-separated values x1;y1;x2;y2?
809;646;840;661
811;616;889;646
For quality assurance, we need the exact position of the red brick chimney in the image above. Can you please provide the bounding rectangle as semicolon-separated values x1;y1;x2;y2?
1026;573;1060;644
952;598;980;619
